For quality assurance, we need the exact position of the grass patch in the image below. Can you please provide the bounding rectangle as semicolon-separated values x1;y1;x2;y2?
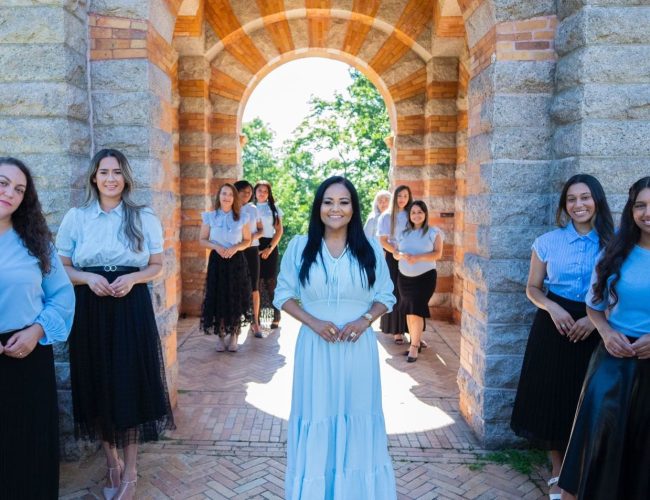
471;449;548;475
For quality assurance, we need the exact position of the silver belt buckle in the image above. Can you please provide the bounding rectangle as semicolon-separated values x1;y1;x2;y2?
103;265;117;272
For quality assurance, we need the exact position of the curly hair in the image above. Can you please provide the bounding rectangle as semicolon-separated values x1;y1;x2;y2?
0;157;53;274
591;176;650;307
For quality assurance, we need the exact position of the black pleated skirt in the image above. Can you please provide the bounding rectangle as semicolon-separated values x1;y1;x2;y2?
243;246;260;292
398;269;437;318
379;251;408;334
258;237;280;324
69;269;175;447
201;250;252;336
559;343;650;498
510;292;600;450
0;332;59;499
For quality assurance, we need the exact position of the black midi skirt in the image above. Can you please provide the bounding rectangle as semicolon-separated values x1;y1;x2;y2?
510;292;600;450
0;332;59;499
258;237;279;280
398;269;437;318
258;237;280;324
201;250;252;336
379;251;408;335
243;246;260;292
559;343;650;499
69;269;175;447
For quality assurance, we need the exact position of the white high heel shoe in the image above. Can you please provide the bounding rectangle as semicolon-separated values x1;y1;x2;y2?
102;460;123;500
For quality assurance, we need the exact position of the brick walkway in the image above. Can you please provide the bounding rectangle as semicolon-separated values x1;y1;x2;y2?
60;318;548;499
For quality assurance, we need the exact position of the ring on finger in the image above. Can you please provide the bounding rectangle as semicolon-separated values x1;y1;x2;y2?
328;327;336;335
350;332;357;339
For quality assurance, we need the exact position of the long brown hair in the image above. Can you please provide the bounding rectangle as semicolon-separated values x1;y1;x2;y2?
254;180;280;225
215;183;242;221
0;157;53;274
389;185;413;236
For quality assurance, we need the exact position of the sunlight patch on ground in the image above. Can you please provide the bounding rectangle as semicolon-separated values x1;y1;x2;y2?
245;315;455;434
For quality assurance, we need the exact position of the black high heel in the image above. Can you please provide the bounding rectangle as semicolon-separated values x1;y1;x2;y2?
403;344;422;356
407;344;421;363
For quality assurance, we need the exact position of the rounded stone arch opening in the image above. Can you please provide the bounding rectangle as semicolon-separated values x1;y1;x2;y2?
233;48;400;174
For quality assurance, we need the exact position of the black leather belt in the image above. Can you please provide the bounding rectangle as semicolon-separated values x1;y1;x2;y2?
82;266;138;272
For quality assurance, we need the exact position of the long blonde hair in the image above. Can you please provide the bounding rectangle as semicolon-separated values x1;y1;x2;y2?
389;185;413;236
84;149;145;252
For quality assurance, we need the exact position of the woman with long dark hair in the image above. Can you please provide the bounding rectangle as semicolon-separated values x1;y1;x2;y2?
234;180;264;337
274;176;397;499
254;180;284;329
56;149;175;500
510;174;614;500
377;185;412;344
559;177;650;500
199;183;252;351
0;157;74;499
396;200;443;362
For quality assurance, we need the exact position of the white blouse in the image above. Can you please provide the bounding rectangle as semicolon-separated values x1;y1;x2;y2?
256;202;283;238
377;210;409;246
242;203;261;248
202;209;249;248
56;201;164;268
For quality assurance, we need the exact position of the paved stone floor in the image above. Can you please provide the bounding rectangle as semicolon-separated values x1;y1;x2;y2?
60;317;548;499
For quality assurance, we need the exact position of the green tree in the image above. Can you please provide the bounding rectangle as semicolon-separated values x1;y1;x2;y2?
242;68;391;254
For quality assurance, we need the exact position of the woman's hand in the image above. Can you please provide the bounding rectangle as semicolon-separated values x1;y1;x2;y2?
547;303;575;336
600;328;635;358
566;316;596;342
632;334;650;359
404;254;418;265
110;274;137;297
222;246;238;259
307;318;339;343
339;318;370;343
260;247;273;260
86;273;113;296
2;324;44;359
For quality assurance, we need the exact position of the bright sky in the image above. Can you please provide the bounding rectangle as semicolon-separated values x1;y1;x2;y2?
242;58;354;149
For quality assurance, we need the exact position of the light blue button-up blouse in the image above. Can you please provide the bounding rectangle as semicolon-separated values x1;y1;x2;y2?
376;210;408;246
586;245;650;339
242;203;260;248
256;202;283;238
202;209;249;248
0;229;74;344
56;202;164;268
532;222;601;301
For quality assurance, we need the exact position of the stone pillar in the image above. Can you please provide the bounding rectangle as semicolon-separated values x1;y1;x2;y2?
177;55;212;315
87;0;181;413
457;0;557;447
0;0;92;460
553;1;650;207
423;57;459;322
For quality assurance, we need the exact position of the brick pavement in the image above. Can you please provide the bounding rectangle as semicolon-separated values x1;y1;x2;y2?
60;318;548;499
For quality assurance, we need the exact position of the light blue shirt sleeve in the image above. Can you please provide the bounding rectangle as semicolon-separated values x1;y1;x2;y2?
273;235;305;311
370;240;396;313
35;248;76;345
56;208;77;258
585;264;608;312
142;209;164;255
531;234;548;262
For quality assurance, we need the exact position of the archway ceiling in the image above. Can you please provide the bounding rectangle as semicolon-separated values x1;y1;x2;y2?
175;0;465;81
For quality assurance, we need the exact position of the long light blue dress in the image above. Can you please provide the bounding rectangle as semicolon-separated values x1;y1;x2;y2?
274;235;397;500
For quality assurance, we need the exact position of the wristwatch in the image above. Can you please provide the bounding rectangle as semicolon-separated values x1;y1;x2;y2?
362;312;373;325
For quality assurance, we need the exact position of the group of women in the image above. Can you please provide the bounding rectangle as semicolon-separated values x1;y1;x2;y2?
2;144;649;500
365;186;444;362
510;174;650;500
198;179;284;350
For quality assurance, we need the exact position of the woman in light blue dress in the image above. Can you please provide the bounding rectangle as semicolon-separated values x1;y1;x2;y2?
274;176;397;500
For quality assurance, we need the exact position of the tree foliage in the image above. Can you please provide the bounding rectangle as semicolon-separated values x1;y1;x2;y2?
242;68;391;254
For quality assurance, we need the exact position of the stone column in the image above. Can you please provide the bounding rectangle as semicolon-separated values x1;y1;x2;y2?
87;0;181;407
457;0;557;447
553;1;650;206
177;55;212;315
0;0;92;460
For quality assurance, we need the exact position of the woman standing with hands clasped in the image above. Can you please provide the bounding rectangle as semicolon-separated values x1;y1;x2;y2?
56;149;175;500
199;183;252;352
254;180;284;329
559;177;650;500
274;176;397;499
395;200;443;362
377;185;412;345
0;157;75;499
510;174;614;500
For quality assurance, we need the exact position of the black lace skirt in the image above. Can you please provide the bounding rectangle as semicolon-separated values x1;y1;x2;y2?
69;269;175;447
510;292;599;450
559;343;650;498
0;332;59;499
258;237;280;325
379;251;408;335
201;250;252;336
